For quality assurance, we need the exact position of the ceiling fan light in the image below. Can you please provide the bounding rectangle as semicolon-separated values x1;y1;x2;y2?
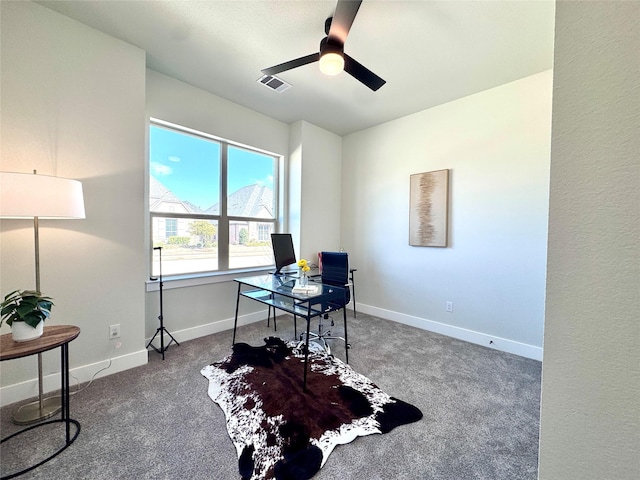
319;52;344;76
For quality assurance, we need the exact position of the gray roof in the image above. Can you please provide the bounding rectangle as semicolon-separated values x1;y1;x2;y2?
149;176;200;213
151;177;272;217
207;184;273;218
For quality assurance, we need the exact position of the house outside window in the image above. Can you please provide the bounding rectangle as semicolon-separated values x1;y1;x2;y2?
149;121;278;277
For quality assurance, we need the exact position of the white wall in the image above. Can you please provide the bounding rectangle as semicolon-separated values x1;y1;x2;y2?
288;121;303;252
342;71;553;359
287;120;342;265
146;70;289;157
298;121;343;261
538;2;640;479
0;1;147;403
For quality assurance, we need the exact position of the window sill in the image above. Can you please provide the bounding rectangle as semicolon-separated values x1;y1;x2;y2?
145;267;277;291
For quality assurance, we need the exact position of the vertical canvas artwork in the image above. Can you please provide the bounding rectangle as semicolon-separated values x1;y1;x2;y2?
409;169;449;247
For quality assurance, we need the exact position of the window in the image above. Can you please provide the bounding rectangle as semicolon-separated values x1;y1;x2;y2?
165;218;177;238
149;121;278;277
257;224;271;242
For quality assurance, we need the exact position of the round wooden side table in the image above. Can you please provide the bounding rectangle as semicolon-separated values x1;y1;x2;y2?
0;325;81;479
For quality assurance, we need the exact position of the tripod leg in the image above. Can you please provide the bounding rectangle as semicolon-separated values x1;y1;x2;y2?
146;327;161;350
147;327;180;357
164;328;180;346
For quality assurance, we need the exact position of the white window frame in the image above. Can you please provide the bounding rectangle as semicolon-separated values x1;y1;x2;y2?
147;119;281;289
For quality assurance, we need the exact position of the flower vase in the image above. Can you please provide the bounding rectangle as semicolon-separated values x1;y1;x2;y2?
299;271;308;287
11;321;44;342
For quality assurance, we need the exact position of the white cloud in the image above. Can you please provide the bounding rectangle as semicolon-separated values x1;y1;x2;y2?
151;162;172;176
168;156;181;163
256;174;274;186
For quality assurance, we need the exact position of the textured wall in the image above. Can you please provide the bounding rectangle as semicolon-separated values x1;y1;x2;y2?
538;1;640;478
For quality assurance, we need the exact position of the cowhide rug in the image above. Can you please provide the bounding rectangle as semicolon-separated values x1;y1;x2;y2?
201;337;423;480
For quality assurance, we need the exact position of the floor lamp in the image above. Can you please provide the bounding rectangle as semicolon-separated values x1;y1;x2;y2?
0;170;85;425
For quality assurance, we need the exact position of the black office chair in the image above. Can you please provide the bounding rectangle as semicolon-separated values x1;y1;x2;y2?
301;251;351;361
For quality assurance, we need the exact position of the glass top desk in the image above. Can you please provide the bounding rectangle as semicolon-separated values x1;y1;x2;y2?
232;274;348;391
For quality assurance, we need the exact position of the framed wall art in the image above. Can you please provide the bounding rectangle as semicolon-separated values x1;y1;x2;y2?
409;169;449;247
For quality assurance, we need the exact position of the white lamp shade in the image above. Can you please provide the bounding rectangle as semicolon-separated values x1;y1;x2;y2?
0;172;85;219
319;52;345;76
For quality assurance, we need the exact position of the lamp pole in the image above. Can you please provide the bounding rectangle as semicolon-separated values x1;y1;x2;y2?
13;173;60;424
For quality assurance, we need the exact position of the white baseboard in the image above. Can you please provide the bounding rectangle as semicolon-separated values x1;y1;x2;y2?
358;304;543;361
151;305;542;360
0;310;269;408
0;348;148;407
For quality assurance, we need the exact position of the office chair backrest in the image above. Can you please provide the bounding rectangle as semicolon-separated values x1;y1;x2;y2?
320;251;350;306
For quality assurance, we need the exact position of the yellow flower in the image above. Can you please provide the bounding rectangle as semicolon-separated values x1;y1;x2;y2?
297;258;311;273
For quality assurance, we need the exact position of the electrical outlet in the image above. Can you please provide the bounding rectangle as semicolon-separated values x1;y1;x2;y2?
445;301;454;313
109;324;121;339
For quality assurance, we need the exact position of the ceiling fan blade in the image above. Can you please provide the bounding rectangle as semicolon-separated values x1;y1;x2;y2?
344;53;386;91
328;0;362;44
262;53;320;76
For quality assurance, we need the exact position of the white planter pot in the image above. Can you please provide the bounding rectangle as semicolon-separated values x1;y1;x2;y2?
11;321;44;342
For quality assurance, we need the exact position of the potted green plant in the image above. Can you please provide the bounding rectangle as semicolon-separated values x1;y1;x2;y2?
0;290;54;342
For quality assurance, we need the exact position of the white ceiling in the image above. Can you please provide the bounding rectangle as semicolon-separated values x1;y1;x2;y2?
36;0;555;136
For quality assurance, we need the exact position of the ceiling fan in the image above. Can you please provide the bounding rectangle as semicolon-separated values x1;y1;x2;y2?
261;0;386;91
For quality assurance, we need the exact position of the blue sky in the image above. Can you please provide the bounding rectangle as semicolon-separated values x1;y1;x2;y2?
150;125;274;210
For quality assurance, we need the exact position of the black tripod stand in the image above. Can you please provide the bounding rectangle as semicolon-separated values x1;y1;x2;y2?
147;246;179;360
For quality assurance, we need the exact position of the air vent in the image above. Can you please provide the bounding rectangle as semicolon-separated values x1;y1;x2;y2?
257;75;292;93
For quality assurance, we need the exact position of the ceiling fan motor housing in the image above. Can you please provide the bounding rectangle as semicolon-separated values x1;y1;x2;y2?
319;37;345;75
320;37;344;57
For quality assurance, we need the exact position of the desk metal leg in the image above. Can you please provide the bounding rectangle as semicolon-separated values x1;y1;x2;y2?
302;307;312;392
266;298;276;331
272;304;277;331
350;269;357;318
343;307;349;364
232;283;241;345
